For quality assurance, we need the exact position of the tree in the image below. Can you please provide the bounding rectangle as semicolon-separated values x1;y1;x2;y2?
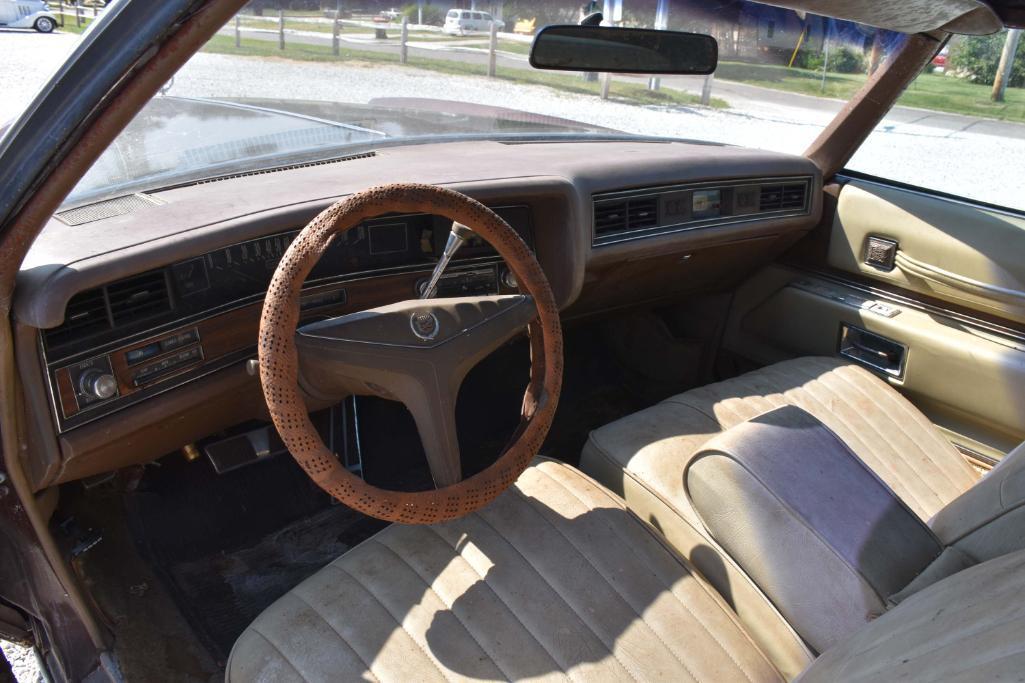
948;30;1025;87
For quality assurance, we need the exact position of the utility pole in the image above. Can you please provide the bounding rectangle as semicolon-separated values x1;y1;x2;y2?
992;29;1022;102
649;0;669;91
821;22;830;92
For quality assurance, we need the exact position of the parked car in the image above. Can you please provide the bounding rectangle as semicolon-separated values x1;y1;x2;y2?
0;0;56;32
931;46;949;70
443;8;504;34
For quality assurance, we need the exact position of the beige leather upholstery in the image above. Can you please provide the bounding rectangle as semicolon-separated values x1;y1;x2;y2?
931;441;1025;563
828;181;1025;325
582;356;979;525
581;356;980;656
686;406;943;653
798;547;1025;681
229;457;1025;682
227;460;785;682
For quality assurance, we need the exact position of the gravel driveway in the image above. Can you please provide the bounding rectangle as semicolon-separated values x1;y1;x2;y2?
1;640;41;683
0;30;79;123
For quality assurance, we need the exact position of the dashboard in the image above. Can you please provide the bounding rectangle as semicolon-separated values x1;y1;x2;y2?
42;207;530;432
14;138;821;489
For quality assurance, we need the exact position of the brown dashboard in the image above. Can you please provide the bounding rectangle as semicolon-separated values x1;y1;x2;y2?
14;139;822;490
44;206;530;432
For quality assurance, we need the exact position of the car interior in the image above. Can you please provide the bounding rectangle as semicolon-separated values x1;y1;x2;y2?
2;0;1025;681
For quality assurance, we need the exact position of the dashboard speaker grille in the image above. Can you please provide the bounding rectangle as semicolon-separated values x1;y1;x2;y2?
55;193;165;226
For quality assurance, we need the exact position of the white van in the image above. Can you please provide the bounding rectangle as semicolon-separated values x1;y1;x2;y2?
0;0;57;32
443;9;504;35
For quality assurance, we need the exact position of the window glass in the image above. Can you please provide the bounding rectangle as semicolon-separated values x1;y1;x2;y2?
55;1;915;207
846;29;1024;211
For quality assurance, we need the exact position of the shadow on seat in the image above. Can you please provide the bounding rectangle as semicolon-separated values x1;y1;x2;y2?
227;460;784;681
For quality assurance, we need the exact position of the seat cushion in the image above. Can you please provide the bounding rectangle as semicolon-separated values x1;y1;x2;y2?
581;357;980;657
582;356;978;526
227;460;786;682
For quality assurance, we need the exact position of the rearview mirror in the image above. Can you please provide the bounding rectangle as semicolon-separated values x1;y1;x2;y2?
529;25;717;75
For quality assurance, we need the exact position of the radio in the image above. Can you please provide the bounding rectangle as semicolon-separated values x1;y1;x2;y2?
57;327;205;418
126;328;204;388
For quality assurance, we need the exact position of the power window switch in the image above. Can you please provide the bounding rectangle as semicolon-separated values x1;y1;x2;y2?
869;302;900;318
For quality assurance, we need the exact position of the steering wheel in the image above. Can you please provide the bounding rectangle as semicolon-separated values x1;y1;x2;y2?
258;183;563;524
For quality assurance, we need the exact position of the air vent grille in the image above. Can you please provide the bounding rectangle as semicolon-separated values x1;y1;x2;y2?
107;270;172;326
190;151;377;188
594;200;628;235
593;176;812;246
628;197;659;230
759;183;806;212
44;289;110;348
594;196;660;238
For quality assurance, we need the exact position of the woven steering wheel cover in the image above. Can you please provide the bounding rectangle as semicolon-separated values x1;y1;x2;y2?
258;183;563;524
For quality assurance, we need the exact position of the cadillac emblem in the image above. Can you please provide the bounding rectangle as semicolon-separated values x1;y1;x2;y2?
409;310;440;341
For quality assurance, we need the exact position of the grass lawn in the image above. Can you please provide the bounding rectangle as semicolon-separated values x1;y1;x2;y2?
198;34;727;109
716;60;1025;122
75;20;1025;123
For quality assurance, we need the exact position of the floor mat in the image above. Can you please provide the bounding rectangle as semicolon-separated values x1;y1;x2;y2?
126;448;389;661
120;315;694;664
164;506;384;659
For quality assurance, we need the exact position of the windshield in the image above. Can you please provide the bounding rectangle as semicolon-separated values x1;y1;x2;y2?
65;0;909;208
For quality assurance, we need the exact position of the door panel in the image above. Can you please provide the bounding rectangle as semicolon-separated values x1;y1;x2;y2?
828;180;1025;325
727;174;1025;461
726;267;1025;459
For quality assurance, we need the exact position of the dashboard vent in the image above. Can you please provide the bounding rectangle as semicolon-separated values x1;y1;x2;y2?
44;288;110;348
594;196;659;238
594;200;628;235
759;183;806;212
188;152;377;188
107;270;172;326
628;197;659;230
592;175;812;247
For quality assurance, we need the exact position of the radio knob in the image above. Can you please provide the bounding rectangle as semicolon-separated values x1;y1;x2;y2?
79;369;118;400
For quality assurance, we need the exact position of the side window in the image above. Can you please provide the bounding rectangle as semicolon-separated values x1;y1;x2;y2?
846;29;1023;213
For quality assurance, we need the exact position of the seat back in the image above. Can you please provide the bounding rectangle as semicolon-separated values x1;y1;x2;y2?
931;441;1025;563
799;547;1025;681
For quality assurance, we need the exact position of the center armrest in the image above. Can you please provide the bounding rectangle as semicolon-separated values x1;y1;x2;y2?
684;405;942;653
